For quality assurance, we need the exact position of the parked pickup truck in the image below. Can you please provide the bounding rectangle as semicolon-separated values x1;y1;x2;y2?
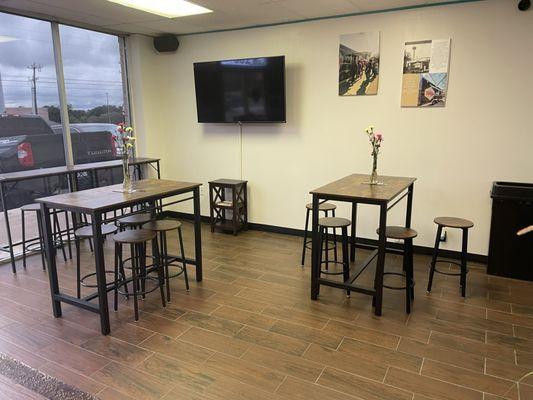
0;114;119;210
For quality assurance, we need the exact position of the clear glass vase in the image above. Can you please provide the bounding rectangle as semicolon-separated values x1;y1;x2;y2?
367;152;382;185
121;155;134;193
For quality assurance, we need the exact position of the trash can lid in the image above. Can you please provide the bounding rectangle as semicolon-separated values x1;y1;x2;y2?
491;181;533;200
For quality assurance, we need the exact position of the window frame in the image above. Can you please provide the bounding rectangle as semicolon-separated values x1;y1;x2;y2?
0;9;132;168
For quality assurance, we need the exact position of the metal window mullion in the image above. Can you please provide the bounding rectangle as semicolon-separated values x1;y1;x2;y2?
51;22;74;167
119;36;132;128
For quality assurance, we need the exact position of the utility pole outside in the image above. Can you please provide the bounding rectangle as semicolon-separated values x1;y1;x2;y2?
27;62;41;115
0;70;5;113
106;92;111;123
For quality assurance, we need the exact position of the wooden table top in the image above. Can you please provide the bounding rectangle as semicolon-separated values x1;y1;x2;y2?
0;157;160;183
209;179;247;186
36;178;200;213
310;174;416;203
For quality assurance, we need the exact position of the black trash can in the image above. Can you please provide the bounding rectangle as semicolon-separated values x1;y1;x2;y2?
488;182;533;281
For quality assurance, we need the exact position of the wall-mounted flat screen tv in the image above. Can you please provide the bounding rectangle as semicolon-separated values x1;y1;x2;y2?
193;56;286;123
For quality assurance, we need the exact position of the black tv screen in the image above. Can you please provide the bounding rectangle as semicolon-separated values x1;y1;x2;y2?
193;56;286;123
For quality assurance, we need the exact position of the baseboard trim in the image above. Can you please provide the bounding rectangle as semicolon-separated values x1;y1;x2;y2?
163;211;488;264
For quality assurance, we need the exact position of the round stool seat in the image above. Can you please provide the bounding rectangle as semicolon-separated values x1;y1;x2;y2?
306;202;337;212
434;217;474;229
117;213;153;226
376;226;418;240
21;203;41;212
75;224;118;238
319;217;350;228
113;229;156;244
143;219;182;232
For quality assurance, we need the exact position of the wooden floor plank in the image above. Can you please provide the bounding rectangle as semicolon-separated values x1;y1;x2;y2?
317;366;413;400
384;366;483;400
0;224;531;400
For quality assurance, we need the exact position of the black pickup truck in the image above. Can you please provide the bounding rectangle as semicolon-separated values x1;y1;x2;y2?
0;114;116;172
0;114;118;209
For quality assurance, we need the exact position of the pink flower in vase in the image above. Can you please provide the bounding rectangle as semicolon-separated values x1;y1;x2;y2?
374;132;383;142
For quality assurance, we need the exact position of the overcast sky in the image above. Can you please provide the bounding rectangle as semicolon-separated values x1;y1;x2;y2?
0;12;124;110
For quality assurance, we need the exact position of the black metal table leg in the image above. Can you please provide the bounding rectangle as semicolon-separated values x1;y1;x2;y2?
193;186;203;282
461;228;468;297
350;202;357;262
405;184;414;228
310;194;320;300
91;212;110;335
301;208;310;266
373;204;388;316
1;182;16;273
40;203;62;317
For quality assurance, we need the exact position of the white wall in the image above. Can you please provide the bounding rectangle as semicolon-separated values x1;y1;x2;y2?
127;0;533;256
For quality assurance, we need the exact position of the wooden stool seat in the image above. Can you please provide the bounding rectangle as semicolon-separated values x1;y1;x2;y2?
377;226;418;240
113;229;156;244
20;203;41;212
428;217;473;297
434;217;474;229
306;202;337;212
143;220;182;232
145;218;190;300
21;203;70;271
319;217;351;228
301;202;338;266
75;224;117;238
380;226;417;314
117;213;153;226
113;228;165;321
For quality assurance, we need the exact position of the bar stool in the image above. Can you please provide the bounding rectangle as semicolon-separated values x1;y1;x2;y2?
318;217;350;297
301;202;337;266
74;223;119;299
117;212;153;230
143;219;189;302
21;203;68;270
113;229;166;321
377;226;417;314
427;217;474;297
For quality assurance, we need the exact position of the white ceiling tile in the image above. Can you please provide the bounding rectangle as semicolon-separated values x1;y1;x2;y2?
133;18;208;35
347;0;426;12
0;0;443;35
280;0;361;18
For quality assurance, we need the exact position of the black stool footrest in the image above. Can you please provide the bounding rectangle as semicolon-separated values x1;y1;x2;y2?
121;255;158;270
432;259;469;276
304;239;337;252
320;260;347;276
162;261;187;279
80;271;120;288
117;276;162;297
382;272;415;291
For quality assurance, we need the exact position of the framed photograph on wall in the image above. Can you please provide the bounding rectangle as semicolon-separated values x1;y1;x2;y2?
401;38;451;107
338;32;380;96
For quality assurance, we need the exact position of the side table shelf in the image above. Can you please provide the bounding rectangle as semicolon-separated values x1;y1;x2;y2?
209;179;248;235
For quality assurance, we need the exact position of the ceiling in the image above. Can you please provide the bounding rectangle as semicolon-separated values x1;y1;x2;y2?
0;0;473;36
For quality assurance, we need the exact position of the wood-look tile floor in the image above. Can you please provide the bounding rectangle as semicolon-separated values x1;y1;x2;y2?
0;222;532;400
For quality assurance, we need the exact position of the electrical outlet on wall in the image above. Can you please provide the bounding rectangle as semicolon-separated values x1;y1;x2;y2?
440;229;447;242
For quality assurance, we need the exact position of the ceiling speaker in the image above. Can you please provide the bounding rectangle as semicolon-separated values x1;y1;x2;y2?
153;35;179;53
518;0;531;11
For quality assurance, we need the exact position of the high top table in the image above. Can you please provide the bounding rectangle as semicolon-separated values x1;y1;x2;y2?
310;174;416;316
0;157;160;272
36;178;202;335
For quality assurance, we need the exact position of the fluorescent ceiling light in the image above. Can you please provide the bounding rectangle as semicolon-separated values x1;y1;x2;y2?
105;0;212;18
0;35;17;43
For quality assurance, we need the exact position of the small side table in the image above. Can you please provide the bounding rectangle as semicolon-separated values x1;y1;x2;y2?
209;179;248;235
